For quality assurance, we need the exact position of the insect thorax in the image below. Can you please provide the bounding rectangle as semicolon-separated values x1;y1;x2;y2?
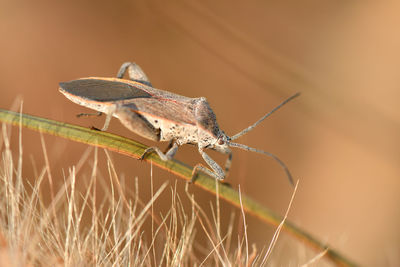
140;113;199;144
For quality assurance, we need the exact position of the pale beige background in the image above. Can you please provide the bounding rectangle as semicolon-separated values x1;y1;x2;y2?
1;1;399;266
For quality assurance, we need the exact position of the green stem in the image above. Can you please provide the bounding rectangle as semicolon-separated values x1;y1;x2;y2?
0;109;357;266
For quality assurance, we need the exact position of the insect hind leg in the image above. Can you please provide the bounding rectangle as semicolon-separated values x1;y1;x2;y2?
117;62;152;87
76;111;102;118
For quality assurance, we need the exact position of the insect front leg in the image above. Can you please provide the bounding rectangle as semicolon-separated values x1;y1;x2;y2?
191;148;226;182
140;141;179;161
224;152;233;176
117;62;152;87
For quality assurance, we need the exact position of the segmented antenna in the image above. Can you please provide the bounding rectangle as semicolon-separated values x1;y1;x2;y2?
227;141;294;185
230;92;300;141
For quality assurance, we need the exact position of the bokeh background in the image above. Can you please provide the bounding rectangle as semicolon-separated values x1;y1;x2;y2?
1;1;399;265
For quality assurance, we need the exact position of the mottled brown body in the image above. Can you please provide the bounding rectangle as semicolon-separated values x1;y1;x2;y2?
60;77;225;150
59;62;295;183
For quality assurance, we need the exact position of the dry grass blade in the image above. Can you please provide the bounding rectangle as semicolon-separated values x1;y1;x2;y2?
260;180;299;265
238;185;249;265
301;249;329;267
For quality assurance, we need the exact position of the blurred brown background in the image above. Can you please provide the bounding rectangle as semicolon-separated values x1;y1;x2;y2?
1;0;399;265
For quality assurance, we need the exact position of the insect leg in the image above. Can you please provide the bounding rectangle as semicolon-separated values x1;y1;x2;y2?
100;105;117;131
116;107;161;141
224;152;233;175
76;111;103;118
191;148;225;182
117;62;152;87
163;139;175;153
140;141;179;161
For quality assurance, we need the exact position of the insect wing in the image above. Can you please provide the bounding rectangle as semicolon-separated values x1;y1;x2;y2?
59;78;152;102
60;77;198;126
123;98;197;126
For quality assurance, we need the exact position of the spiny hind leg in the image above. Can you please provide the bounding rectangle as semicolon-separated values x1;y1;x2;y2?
76;111;103;118
117;62;152;87
117;108;160;141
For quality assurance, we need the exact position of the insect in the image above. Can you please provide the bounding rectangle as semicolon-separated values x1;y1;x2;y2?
59;62;299;184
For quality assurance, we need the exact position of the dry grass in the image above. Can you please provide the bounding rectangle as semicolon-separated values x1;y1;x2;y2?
0;123;315;266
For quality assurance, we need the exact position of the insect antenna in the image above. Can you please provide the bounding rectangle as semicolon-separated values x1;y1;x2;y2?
227;141;294;185
230;92;300;141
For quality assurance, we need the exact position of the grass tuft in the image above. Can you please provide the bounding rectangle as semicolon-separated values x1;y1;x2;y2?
0;124;302;266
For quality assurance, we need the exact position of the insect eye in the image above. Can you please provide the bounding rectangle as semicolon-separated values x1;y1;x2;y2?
218;139;225;145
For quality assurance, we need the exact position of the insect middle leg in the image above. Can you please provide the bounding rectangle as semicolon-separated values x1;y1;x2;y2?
140;141;179;161
117;62;152;87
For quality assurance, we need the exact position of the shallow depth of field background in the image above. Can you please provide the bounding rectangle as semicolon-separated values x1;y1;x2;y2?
1;1;399;266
